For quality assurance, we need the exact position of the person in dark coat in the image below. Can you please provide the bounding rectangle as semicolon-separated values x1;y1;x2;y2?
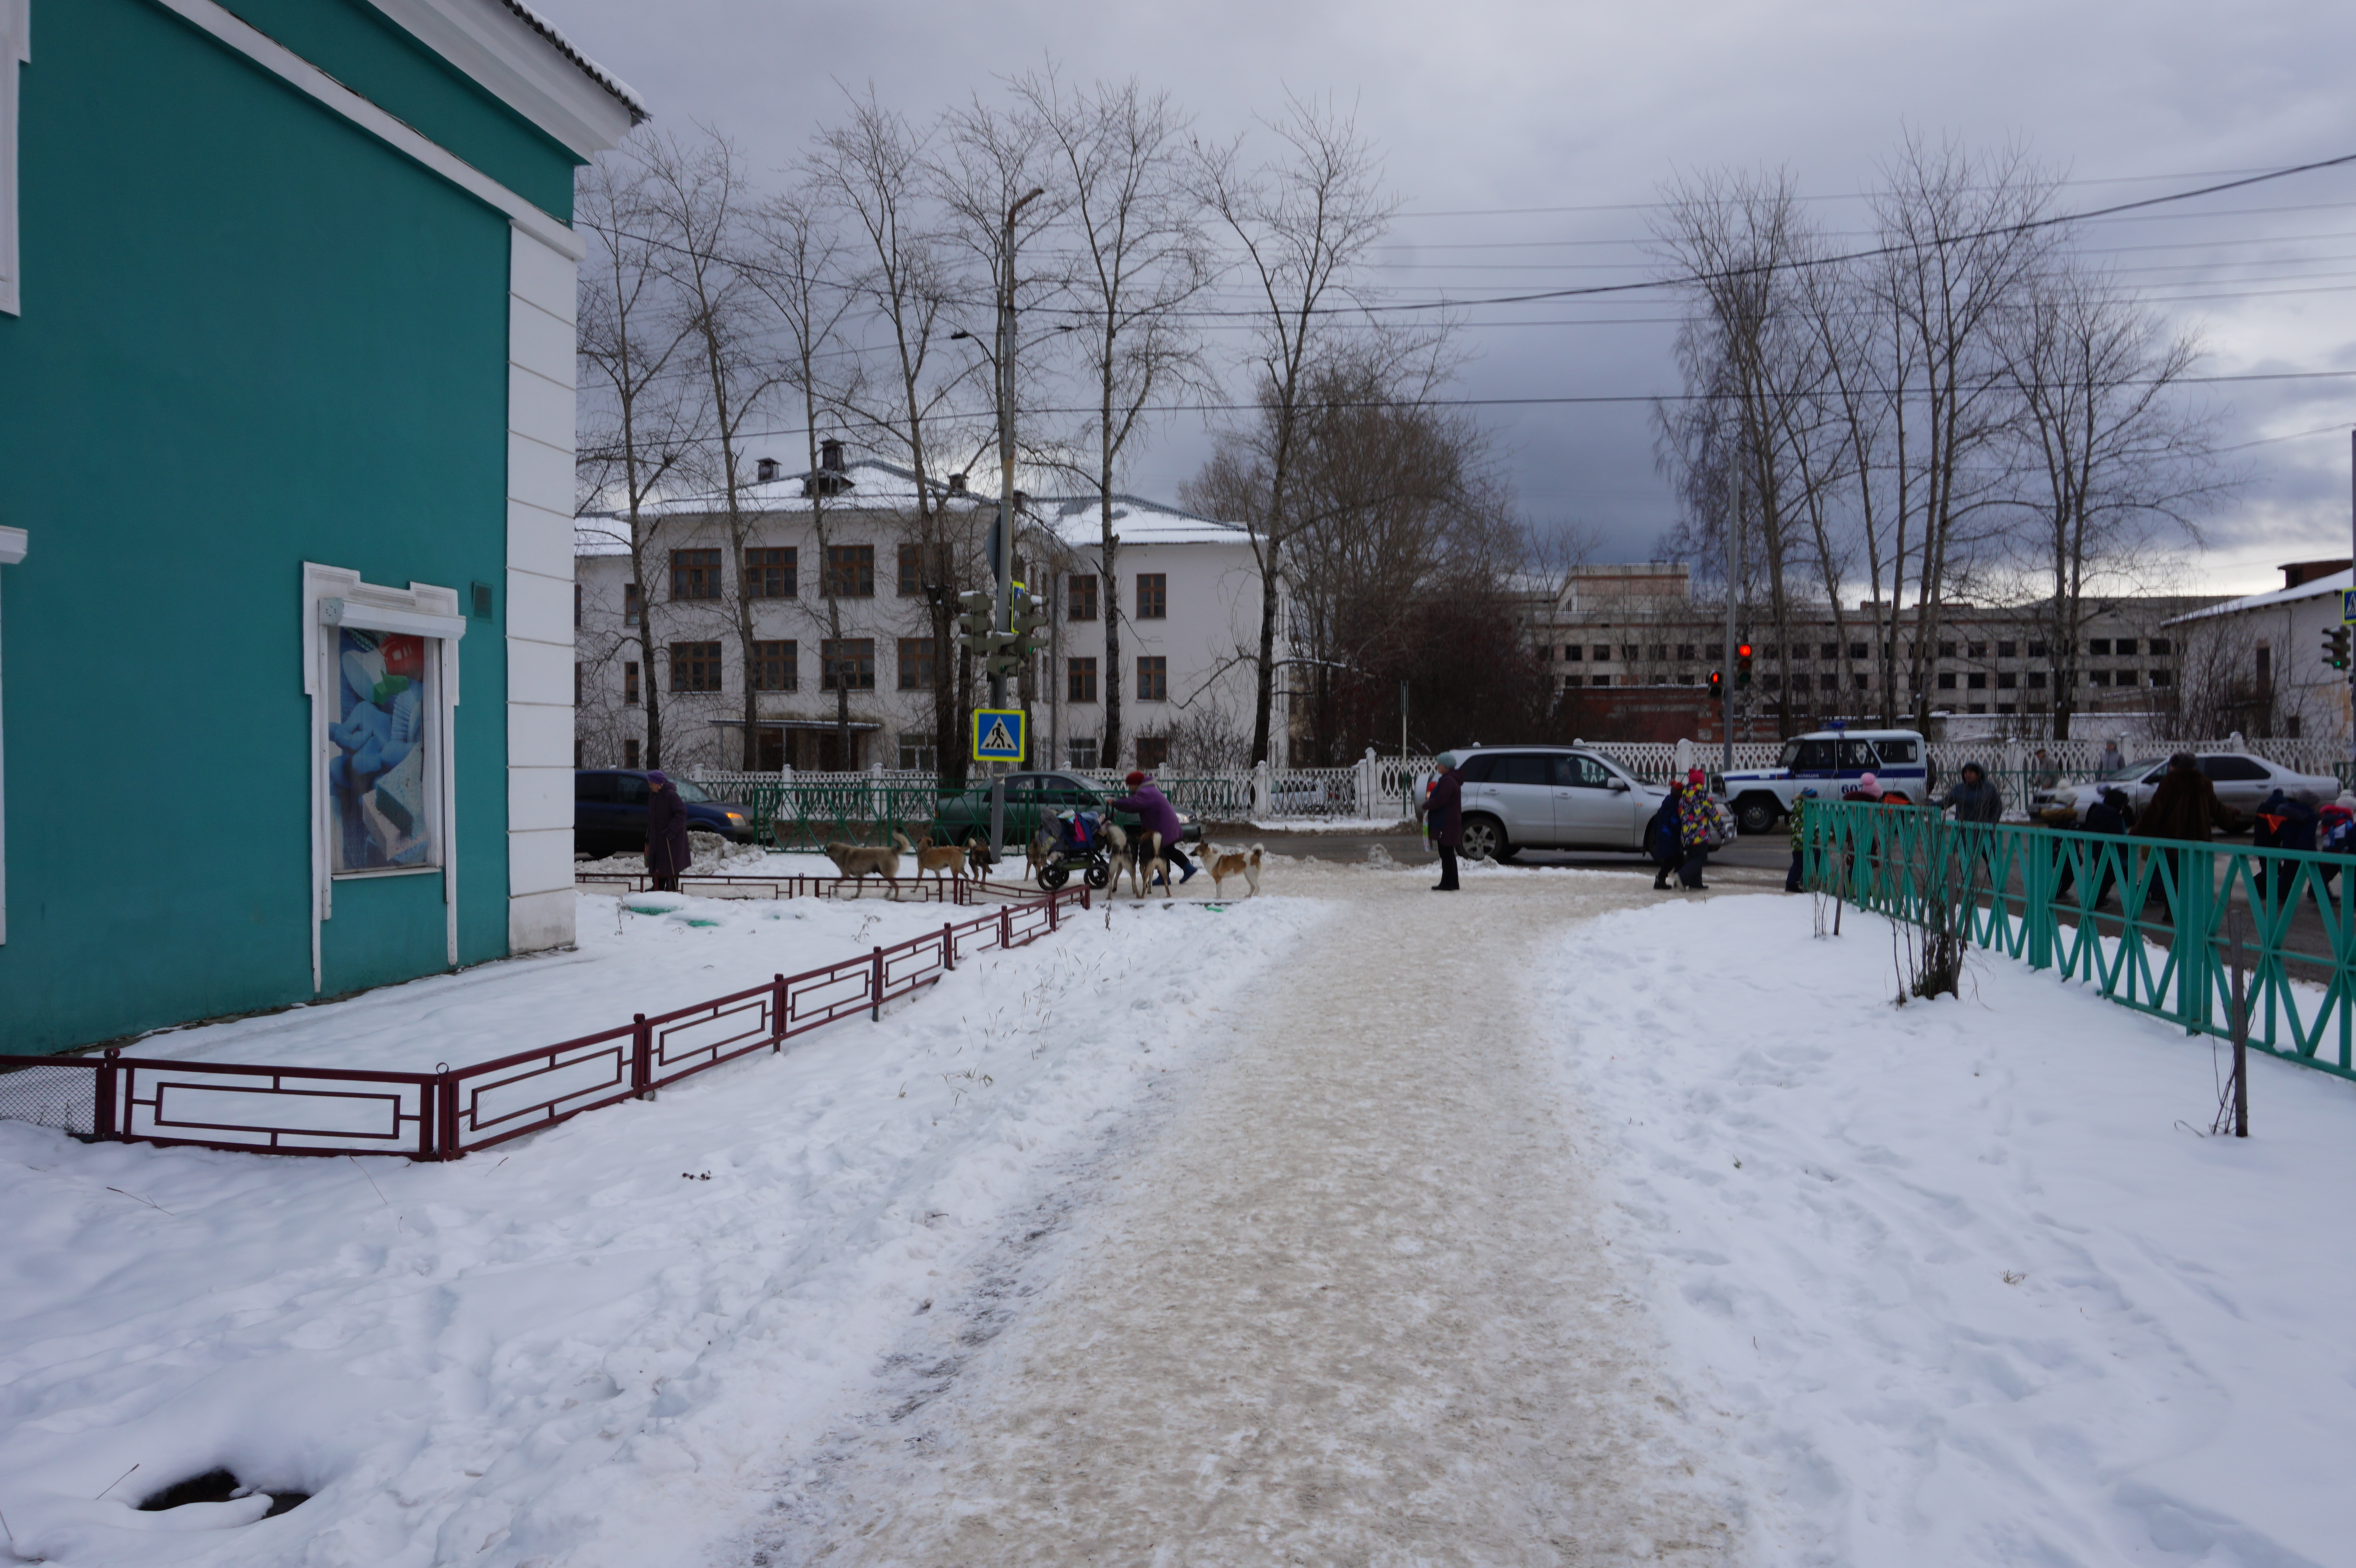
1109;771;1197;884
1423;753;1466;891
1941;762;2004;823
645;770;693;892
1647;789;1684;890
2055;786;2130;905
2131;753;2231;917
2251;787;2320;902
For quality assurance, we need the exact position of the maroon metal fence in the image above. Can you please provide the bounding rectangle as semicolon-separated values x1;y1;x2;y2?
4;879;1090;1160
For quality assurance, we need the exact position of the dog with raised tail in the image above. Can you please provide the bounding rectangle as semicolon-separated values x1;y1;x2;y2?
1206;842;1264;899
1115;827;1169;899
913;836;968;890
824;833;912;898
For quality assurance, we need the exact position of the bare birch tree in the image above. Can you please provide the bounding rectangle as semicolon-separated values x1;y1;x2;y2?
1017;68;1212;772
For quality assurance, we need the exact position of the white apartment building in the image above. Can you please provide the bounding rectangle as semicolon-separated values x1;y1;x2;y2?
2167;558;2356;743
575;445;1280;774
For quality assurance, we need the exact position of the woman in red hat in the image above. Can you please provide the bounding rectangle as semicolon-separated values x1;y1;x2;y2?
1108;769;1197;885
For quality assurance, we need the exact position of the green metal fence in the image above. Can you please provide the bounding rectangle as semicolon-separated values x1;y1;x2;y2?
740;780;950;850
1803;801;2356;1082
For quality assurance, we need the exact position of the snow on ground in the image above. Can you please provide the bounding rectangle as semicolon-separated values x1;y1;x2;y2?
1543;892;2356;1567
0;888;1327;1568
141;888;989;1073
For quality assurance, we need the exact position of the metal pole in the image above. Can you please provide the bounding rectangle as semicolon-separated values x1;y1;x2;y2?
987;187;1044;864
1724;451;1740;774
2346;430;2354;778
1400;678;1409;813
2228;906;2250;1138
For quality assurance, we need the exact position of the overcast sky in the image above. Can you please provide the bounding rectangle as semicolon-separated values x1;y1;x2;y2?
552;0;2356;596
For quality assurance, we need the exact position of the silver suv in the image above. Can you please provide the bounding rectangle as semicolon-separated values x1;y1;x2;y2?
1442;747;1671;861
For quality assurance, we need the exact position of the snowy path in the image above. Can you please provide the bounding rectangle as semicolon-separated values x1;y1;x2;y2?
766;863;1739;1565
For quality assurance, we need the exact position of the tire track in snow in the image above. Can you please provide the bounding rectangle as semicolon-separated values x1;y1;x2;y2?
756;863;1747;1565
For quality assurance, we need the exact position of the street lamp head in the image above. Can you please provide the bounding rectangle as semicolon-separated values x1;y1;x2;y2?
949;329;972;341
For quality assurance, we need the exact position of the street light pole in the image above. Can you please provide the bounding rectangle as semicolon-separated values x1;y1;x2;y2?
1724;449;1741;775
987;186;1045;865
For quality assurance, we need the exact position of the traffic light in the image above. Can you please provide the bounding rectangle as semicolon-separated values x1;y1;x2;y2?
1007;584;1050;653
955;588;996;648
2325;626;2351;670
1707;669;1724;697
1735;642;1754;689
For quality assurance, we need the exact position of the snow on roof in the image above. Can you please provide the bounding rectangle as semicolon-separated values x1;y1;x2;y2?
576;518;632;558
2166;567;2353;625
1032;494;1251;549
496;0;647;119
636;458;993;518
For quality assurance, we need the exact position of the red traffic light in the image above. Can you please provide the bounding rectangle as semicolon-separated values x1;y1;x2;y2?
1737;642;1753;658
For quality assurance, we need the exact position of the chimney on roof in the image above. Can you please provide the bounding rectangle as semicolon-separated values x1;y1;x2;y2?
1012;489;1028;514
2280;558;2352;590
754;456;779;484
947;472;967;495
820;437;845;474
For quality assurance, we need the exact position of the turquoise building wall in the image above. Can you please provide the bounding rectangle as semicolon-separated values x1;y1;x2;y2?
0;0;583;1051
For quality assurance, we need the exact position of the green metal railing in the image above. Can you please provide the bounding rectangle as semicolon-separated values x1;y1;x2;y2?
736;780;950;850
1804;801;2356;1081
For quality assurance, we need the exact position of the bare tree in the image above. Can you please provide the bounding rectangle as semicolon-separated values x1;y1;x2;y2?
2005;262;2231;738
1017;67;1212;772
576;149;702;768
644;128;792;770
1194;97;1397;765
745;182;865;768
810;91;983;786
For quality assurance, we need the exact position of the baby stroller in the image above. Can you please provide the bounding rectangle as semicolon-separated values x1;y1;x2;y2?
1035;808;1114;891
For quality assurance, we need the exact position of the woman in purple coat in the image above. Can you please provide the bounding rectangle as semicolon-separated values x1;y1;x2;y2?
1423;753;1465;892
1109;771;1197;884
645;770;693;892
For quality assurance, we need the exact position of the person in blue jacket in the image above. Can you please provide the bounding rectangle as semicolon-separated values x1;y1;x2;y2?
1110;771;1197;885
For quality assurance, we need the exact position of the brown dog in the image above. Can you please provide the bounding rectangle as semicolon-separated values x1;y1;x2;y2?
1207;842;1263;899
824;833;912;898
914;840;966;887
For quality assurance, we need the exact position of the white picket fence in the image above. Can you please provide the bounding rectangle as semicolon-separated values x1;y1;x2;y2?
684;732;2351;829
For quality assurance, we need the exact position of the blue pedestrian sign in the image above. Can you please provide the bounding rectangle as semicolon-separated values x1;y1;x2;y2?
971;707;1026;763
2342;587;2356;626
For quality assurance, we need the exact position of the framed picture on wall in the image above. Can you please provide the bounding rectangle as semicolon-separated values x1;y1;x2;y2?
327;626;437;871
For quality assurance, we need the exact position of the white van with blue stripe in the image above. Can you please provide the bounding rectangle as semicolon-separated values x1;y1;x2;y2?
1722;727;1930;835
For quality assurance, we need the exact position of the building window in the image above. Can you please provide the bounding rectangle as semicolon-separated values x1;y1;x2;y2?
1848;642;1866;661
2027;670;2046;690
1136;573;1167;619
2115;670;2138;687
745;547;796;598
1997;671;2017;689
1135;735;1169;770
1590;645;1609;661
1066;735;1099;769
1966;703;1987;714
897;542;949;597
624;662;640;704
1591;674;1611;688
1937;672;1957;689
2028;640;2048;657
670;641;722;692
1563;674;1582;689
1137;655;1168;702
1068;656;1099;703
1854;674;1868;690
1818;642;1837;660
2149;669;2173;688
624;738;640;768
671;548;722;600
1966;672;1987;689
897;637;937;690
2256;645;2271;683
1676;643;1695;661
2150;638;2172;657
2115;638;2138;656
1563;644;1583;661
1764;673;1782;691
821;638;876;689
624;583;643;626
824;544;875;597
1068;573;1099;621
2088;670;2110;687
750;640;796;692
1997;640;2016;658
1938;641;1956;658
896;740;938;771
1620;645;1638;661
2089;638;2111;656
1819;673;1839;692
1997;703;2016;715
1649;645;1669;662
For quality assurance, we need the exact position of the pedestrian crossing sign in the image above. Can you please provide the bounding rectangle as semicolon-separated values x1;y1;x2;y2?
2343;587;2356;625
971;707;1026;763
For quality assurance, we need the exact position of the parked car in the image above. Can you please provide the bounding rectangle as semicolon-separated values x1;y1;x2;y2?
931;771;1200;848
574;770;757;858
1720;728;1931;835
2031;752;2341;833
1432;746;1672;862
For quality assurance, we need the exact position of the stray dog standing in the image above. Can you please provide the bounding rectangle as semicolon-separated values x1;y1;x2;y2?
1116;828;1170;899
1206;842;1264;899
823;833;912;898
913;838;966;890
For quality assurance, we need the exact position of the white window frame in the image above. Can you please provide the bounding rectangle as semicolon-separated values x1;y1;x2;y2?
0;0;26;316
303;563;465;990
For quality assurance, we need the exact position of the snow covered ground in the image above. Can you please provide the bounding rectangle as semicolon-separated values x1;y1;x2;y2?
1543;893;2356;1566
0;886;1325;1567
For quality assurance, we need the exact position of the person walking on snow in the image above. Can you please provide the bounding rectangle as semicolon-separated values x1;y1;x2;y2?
1673;768;1718;890
1422;753;1466;891
1941;761;2004;823
2130;752;2232;916
1109;771;1197;885
1785;788;1820;892
645;770;692;893
1646;788;1684;890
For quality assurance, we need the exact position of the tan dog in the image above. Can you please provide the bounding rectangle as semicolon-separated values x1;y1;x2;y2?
824;833;912;898
1207;842;1263;899
914;840;966;887
1115;828;1169;899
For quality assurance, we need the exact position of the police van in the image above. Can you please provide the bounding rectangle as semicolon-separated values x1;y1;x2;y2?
1720;727;1930;835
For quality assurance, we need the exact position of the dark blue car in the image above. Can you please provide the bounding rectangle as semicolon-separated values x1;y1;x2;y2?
574;770;758;858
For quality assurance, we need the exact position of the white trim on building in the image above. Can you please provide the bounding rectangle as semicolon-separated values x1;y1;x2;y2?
365;0;643;158
0;0;26;317
0;524;22;943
